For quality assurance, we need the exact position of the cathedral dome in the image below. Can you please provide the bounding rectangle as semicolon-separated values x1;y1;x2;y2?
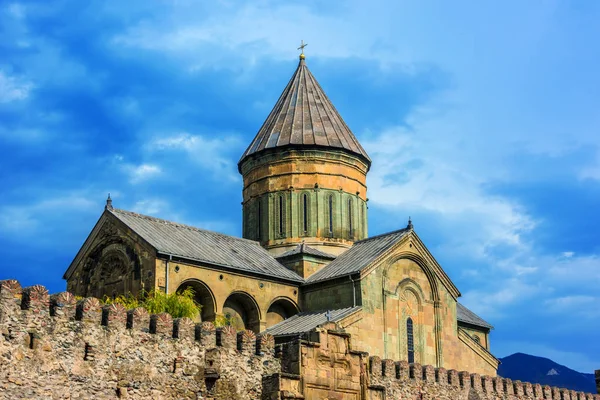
238;57;371;169
238;56;371;258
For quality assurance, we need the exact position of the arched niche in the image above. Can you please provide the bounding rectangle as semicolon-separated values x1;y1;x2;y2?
223;292;262;333
266;297;300;328
176;279;216;323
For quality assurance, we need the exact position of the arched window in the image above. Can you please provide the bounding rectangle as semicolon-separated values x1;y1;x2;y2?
348;198;353;236
278;195;284;236
257;200;262;240
328;195;334;234
407;317;415;363
302;193;308;233
472;334;481;345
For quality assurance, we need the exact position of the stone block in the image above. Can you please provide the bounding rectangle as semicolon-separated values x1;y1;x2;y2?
423;365;435;383
459;371;470;388
150;312;173;336
552;387;561;399
448;370;460;387
197;321;216;346
218;325;237;349
470;373;481;391
382;359;395;379
411;363;422;382
482;375;493;393
435;367;447;386
127;307;149;331
492;377;504;394
21;285;49;314
76;297;102;324
50;292;76;319
256;333;275;356
369;356;382;377
503;378;514;395
397;360;410;381
513;380;524;396
102;303;127;329
173;317;195;340
237;329;256;355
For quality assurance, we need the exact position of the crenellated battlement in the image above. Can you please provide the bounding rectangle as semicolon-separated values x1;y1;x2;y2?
0;279;278;399
1;279;598;399
366;355;598;399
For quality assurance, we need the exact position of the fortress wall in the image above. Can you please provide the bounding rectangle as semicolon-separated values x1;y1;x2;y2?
0;279;278;399
1;279;598;400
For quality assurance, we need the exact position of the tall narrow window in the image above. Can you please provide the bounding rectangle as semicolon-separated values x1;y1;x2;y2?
407;317;415;363
257;200;262;240
328;195;334;234
278;195;284;235
302;193;308;233
348;198;353;236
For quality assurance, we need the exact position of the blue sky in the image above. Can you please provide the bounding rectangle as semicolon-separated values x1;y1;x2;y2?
1;0;599;372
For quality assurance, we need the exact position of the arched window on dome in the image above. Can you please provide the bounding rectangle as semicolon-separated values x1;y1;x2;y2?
348;198;353;237
257;200;262;241
328;194;334;234
302;193;309;233
278;195;285;236
407;317;415;363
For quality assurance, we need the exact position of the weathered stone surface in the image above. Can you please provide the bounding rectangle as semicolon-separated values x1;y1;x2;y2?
0;282;597;400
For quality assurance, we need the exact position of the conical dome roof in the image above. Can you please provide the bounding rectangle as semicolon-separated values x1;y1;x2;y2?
239;57;371;167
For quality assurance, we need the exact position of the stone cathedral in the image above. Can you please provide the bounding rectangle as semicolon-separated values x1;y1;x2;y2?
64;53;499;375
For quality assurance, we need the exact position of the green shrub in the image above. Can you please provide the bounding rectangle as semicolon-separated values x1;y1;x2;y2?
101;288;201;319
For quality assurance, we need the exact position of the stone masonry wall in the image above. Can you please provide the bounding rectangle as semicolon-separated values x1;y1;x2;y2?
1;278;599;399
0;279;279;399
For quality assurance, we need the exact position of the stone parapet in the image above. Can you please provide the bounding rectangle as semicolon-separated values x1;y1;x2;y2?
0;279;598;399
0;280;278;399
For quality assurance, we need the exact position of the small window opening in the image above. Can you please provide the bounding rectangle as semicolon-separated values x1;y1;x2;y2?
257;200;262;240
407;317;415;363
303;193;308;233
278;195;284;235
348;198;353;236
328;195;334;234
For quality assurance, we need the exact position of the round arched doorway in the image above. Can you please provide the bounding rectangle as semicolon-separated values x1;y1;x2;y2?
222;292;261;333
176;279;216;323
266;297;299;328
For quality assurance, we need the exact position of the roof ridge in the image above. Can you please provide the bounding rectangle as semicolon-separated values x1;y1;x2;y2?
354;227;410;244
109;208;261;246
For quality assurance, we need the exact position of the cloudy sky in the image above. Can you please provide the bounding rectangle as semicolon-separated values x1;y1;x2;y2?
1;0;599;372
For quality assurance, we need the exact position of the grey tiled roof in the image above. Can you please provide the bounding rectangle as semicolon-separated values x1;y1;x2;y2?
109;208;304;283
305;228;411;284
263;307;361;336
276;243;337;260
239;58;370;166
457;303;493;330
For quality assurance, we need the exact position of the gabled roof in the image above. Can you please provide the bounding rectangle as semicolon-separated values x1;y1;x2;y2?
276;243;337;260
262;306;361;336
108;208;304;283
238;57;370;167
457;303;493;330
305;228;411;284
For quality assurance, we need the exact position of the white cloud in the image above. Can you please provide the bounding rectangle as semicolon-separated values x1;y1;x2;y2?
150;132;242;181
127;163;162;184
0;70;33;103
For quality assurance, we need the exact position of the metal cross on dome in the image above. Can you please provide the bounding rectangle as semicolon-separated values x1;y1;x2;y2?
297;40;308;55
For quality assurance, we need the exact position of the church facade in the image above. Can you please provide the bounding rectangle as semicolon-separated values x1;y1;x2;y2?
64;53;499;376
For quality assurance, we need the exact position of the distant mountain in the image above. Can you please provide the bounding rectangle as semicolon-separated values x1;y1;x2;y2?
498;353;597;393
